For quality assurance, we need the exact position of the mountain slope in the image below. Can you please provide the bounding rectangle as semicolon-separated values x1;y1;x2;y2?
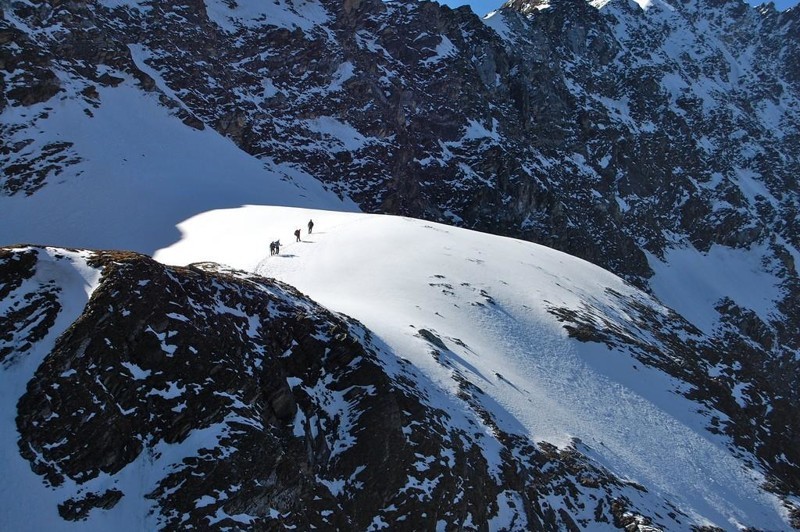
0;242;714;530
158;206;797;529
2;211;797;529
0;77;355;254
1;0;799;528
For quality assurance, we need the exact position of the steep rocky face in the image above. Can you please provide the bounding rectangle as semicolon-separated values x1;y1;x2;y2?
498;0;799;266
2;0;797;285
3;246;691;529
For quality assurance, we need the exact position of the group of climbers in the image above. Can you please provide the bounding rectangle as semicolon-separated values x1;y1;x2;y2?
271;219;313;256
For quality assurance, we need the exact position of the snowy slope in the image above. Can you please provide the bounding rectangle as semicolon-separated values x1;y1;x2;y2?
0;78;356;254
155;206;793;530
0;248;103;531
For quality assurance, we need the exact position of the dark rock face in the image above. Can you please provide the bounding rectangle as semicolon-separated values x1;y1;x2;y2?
3;0;796;285
3;246;686;529
0;247;62;366
11;249;417;528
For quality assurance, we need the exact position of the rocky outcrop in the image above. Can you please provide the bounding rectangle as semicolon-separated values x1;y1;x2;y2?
0;247;61;364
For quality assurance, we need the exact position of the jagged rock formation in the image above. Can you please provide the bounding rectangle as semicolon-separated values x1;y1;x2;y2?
1;245;695;529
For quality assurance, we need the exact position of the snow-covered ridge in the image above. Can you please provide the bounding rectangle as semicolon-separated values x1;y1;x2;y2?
1;212;797;528
156;206;795;530
0;243;686;529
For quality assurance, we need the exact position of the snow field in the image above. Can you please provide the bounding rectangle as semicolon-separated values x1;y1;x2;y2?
155;205;791;530
646;244;783;333
0;79;356;254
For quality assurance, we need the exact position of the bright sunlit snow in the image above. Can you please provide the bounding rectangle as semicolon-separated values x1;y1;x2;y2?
155;205;790;530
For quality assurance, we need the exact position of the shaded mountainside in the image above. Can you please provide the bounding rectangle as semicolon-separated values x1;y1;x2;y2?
2;0;798;281
1;245;702;530
1;0;798;366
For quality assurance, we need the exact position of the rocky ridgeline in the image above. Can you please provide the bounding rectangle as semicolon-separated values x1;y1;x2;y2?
2;246;687;529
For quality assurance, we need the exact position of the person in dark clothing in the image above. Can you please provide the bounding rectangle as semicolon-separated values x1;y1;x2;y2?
308;219;314;234
294;229;301;242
